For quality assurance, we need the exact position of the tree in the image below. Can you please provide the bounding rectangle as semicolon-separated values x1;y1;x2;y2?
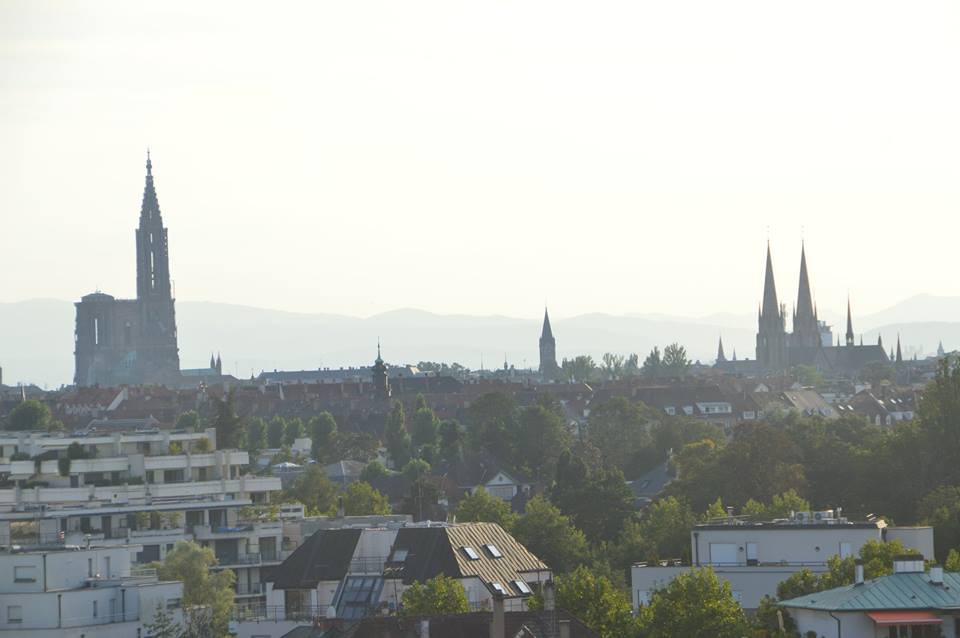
245;417;267;458
532;566;639;638
637;497;697;563
601;353;625;380
641;347;662;378
742;490;811;522
211;390;243;449
309;412;338;463
7;399;50;431
284;417;304;446
286;465;338;515
360;460;389;483
384;402;412;468
401;575;469;615
455;487;516;529
517;404;571;482
561;355;599;383
624;353;640;376
438;419;464;463
586;397;656;478
512;495;588;573
402;458;431;483
334;431;380;463
342;481;391;516
175;410;201;431
661;343;691;377
551;453;636;543
642;568;749;638
411;403;440;449
466;392;518;462
144;601;181;638
267;416;286;448
151;541;235;637
791;364;825;388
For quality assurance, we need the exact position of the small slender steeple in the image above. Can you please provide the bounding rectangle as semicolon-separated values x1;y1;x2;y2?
878;334;884;349
717;336;727;363
215;352;222;376
539;307;558;376
896;334;903;363
938;341;946;357
732;348;737;361
845;296;855;347
210;353;216;369
792;242;820;348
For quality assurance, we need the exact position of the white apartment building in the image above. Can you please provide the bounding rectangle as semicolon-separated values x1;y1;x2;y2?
0;428;283;602
0;543;183;636
631;510;934;612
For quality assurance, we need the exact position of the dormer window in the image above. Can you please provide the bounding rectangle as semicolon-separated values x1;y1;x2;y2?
390;549;409;562
512;580;532;595
462;546;480;560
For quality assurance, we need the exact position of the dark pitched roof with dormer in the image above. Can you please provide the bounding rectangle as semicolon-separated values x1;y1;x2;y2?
272;528;362;589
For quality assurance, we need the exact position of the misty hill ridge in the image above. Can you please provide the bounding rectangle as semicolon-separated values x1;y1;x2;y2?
1;296;959;387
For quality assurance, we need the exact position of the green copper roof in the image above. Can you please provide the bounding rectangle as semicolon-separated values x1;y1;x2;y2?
781;572;960;612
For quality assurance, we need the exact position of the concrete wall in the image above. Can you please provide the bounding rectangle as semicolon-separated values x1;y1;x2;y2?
886;527;935;561
692;526;881;566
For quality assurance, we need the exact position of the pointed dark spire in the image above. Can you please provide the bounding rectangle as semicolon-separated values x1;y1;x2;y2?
210;353;216;369
140;149;161;222
376;339;383;364
541;307;554;340
845;296;855;346
732;348;737;361
896;334;903;363
878;334;884;349
796;243;815;321
938;341;946;357
717;336;726;363
761;243;780;321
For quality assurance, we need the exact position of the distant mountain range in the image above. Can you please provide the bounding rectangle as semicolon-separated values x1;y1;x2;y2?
2;294;959;388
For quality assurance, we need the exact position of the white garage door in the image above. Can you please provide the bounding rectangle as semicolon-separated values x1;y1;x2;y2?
709;543;739;566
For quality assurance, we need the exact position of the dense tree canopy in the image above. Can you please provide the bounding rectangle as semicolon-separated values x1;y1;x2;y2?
400;575;469;616
151;541;235;637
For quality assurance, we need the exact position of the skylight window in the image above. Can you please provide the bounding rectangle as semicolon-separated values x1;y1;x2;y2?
391;549;409;562
483;544;503;559
491;582;507;595
462;546;480;560
512;580;532;595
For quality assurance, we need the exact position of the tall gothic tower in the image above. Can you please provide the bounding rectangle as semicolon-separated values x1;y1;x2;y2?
756;244;788;370
74;153;180;387
539;308;558;376
790;243;820;349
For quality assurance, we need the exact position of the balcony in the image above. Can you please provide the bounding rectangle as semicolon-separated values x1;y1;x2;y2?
235;582;266;596
216;550;291;567
231;604;331;623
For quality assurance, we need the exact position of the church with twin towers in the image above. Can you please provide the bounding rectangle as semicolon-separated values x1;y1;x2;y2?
743;242;889;375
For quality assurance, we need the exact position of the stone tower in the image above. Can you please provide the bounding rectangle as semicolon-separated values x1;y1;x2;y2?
74;153;181;387
790;243;820;349
539;308;558;376
756;244;788;371
372;342;390;399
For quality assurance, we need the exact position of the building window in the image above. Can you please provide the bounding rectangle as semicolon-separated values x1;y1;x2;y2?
512;580;532;595
7;606;22;624
461;546;480;560
483;544;503;559
13;566;36;582
93;600;98;618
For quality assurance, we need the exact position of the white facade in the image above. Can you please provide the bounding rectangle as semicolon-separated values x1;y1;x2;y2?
0;429;283;605
0;544;183;636
632;517;934;611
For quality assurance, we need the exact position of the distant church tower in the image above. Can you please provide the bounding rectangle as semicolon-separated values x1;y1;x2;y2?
372;342;390;399
845;298;855;347
539;308;558;376
74;153;181;387
756;244;788;370
790;244;820;349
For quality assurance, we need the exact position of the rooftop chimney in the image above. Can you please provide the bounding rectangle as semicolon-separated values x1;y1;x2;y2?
893;554;925;574
930;566;944;586
543;579;556;612
490;592;505;638
854;559;864;585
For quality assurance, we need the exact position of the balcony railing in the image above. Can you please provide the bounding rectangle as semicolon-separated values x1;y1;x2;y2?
348;556;387;574
235;582;266;595
231;604;331;623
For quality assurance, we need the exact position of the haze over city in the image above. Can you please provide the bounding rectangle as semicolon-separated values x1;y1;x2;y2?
3;1;960;322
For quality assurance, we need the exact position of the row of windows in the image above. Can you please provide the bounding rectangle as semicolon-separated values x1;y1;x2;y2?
461;544;503;561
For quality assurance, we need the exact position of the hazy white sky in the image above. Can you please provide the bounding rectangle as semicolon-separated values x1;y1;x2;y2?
2;1;959;321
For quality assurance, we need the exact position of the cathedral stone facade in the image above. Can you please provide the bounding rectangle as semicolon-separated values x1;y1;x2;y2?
74;154;181;387
753;243;887;375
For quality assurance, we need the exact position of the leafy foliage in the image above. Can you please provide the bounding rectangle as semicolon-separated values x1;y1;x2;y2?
151;541;235;637
642;568;750;638
7;399;51;431
512;495;588;573
342;481;391;516
285;465;338;516
400;575;469;615
531;566;640;638
455;487;516;529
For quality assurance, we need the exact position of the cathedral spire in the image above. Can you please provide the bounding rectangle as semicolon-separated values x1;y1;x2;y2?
539;307;558;376
896;334;903;363
761;242;780;321
845;296;855;346
717;336;726;363
136;152;172;300
541;307;554;340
